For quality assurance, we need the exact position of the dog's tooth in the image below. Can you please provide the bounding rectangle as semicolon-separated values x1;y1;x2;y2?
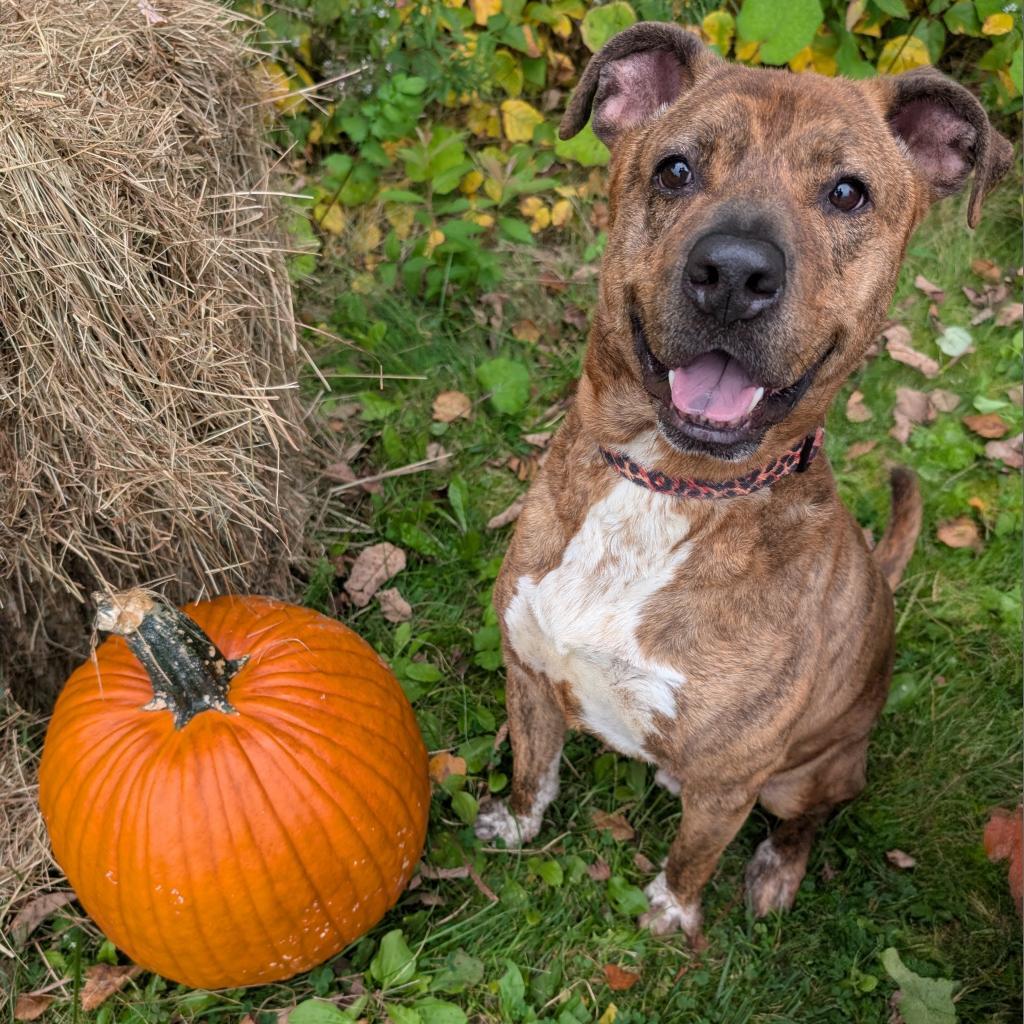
747;386;765;415
668;369;676;388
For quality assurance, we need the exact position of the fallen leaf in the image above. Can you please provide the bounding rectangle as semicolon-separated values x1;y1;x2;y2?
913;274;945;302
9;892;73;947
928;389;961;413
603;964;641;991
539;270;568;293
429;751;468;784
344;543;407;607
883;326;939;378
845;389;873;422
563;304;589;331
487;495;525;530
14;995;55;1021
425;441;451;464
983;806;1023;915
985;435;1024;470
632;851;655;873
890;387;934;443
844;439;878;462
995;302;1023;327
137;0;168;25
886;849;917;870
970;306;995;326
81;965;141;1012
586;858;612;882
507;454;541;481
522;431;552;448
963;413;1009;439
590;809;635;842
935;517;982;551
1007;385;1023;407
433;390;472;423
971;258;1002;283
881;948;955;1024
936;325;973;357
323;460;357;483
512;319;542;344
821;861;839;882
378;587;412;623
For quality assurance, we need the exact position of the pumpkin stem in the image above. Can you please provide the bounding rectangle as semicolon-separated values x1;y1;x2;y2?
93;589;245;728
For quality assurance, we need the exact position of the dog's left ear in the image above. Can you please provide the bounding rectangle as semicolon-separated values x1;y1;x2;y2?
877;67;1013;228
559;23;717;148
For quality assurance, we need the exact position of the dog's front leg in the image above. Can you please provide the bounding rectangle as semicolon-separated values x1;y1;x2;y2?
640;787;756;948
475;660;565;848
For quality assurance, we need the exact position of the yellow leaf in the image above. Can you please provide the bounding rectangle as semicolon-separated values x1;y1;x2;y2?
877;35;931;75
790;41;838;76
982;12;1014;35
852;12;883;36
355;223;382;253
521;24;542;58
789;45;815;73
548;49;575;86
315;202;346;235
307;119;324;145
470;0;501;25
442;0;466;5
702;11;735;55
483;177;504;203
735;39;760;63
467;101;501;138
519;196;545;217
425;228;446;257
460;169;484;194
529;206;551;233
598;1006;618;1024
552;14;573;38
385;204;415;240
351;272;375;294
845;0;865;32
551;198;573;227
470;212;495;228
501;99;545;142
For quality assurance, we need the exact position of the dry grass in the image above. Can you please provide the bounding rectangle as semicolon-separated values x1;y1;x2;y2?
0;0;307;703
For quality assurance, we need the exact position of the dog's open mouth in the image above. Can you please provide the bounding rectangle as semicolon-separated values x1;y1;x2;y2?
633;315;830;457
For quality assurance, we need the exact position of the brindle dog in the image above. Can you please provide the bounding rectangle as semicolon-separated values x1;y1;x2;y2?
473;23;1013;946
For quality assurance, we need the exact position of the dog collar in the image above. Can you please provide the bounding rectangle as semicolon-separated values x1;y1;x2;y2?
600;427;824;500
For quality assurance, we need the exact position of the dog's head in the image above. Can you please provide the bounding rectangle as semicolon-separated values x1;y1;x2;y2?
561;23;1013;467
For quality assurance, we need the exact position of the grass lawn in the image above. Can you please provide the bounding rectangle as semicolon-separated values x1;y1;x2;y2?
6;158;1022;1024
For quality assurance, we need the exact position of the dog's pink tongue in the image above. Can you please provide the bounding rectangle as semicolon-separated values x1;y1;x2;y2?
670;351;759;422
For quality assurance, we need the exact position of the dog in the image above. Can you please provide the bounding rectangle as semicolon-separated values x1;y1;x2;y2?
474;22;1012;947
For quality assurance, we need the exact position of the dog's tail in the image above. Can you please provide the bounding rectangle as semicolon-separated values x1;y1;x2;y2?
872;466;922;590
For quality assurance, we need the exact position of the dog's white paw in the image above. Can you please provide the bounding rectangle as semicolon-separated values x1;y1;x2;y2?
654;768;681;796
474;799;540;847
745;837;804;916
638;872;705;946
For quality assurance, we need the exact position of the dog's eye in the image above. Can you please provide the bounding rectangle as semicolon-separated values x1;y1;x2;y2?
655;157;693;192
828;178;868;213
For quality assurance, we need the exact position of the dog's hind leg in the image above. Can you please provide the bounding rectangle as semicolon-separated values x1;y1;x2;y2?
747;736;870;916
475;660;565;848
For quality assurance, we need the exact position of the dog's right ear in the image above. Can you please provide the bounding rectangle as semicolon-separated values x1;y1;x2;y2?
559;23;715;148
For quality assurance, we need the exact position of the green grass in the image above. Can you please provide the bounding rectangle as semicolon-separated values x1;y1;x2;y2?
8;184;1022;1024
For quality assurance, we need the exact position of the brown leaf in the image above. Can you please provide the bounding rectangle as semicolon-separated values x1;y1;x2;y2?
935;517;982;551
633;851;655;873
983;806;1023;915
425;441;451;463
323;460;357;484
512;319;542;344
378;587;412;623
885;849;917;870
487;495;525;530
14;995;55;1021
928;389;961;413
522;431;552;448
845;389;873;422
81;965;141;1012
844;439;878;462
883;325;939;378
344;542;406;607
433;390;472;423
539;270;568;293
913;274;945;302
586;858;611;881
603;963;641;991
971;258;1002;283
963;413;1009;439
137;0;168;26
995;302;1023;327
429;751;468;784
590;809;635;842
889;387;935;444
985;435;1024;470
970;306;995;327
563;304;589;331
9;892;73;948
1007;385;1023;407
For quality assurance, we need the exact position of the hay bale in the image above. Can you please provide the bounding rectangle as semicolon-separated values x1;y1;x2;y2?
0;0;306;710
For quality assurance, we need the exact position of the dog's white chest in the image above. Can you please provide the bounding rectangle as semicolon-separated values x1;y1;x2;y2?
504;477;691;760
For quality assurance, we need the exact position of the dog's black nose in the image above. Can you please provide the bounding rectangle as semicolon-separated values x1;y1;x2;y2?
684;233;786;324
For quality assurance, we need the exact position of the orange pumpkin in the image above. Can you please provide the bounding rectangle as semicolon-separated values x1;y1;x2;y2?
38;590;429;989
